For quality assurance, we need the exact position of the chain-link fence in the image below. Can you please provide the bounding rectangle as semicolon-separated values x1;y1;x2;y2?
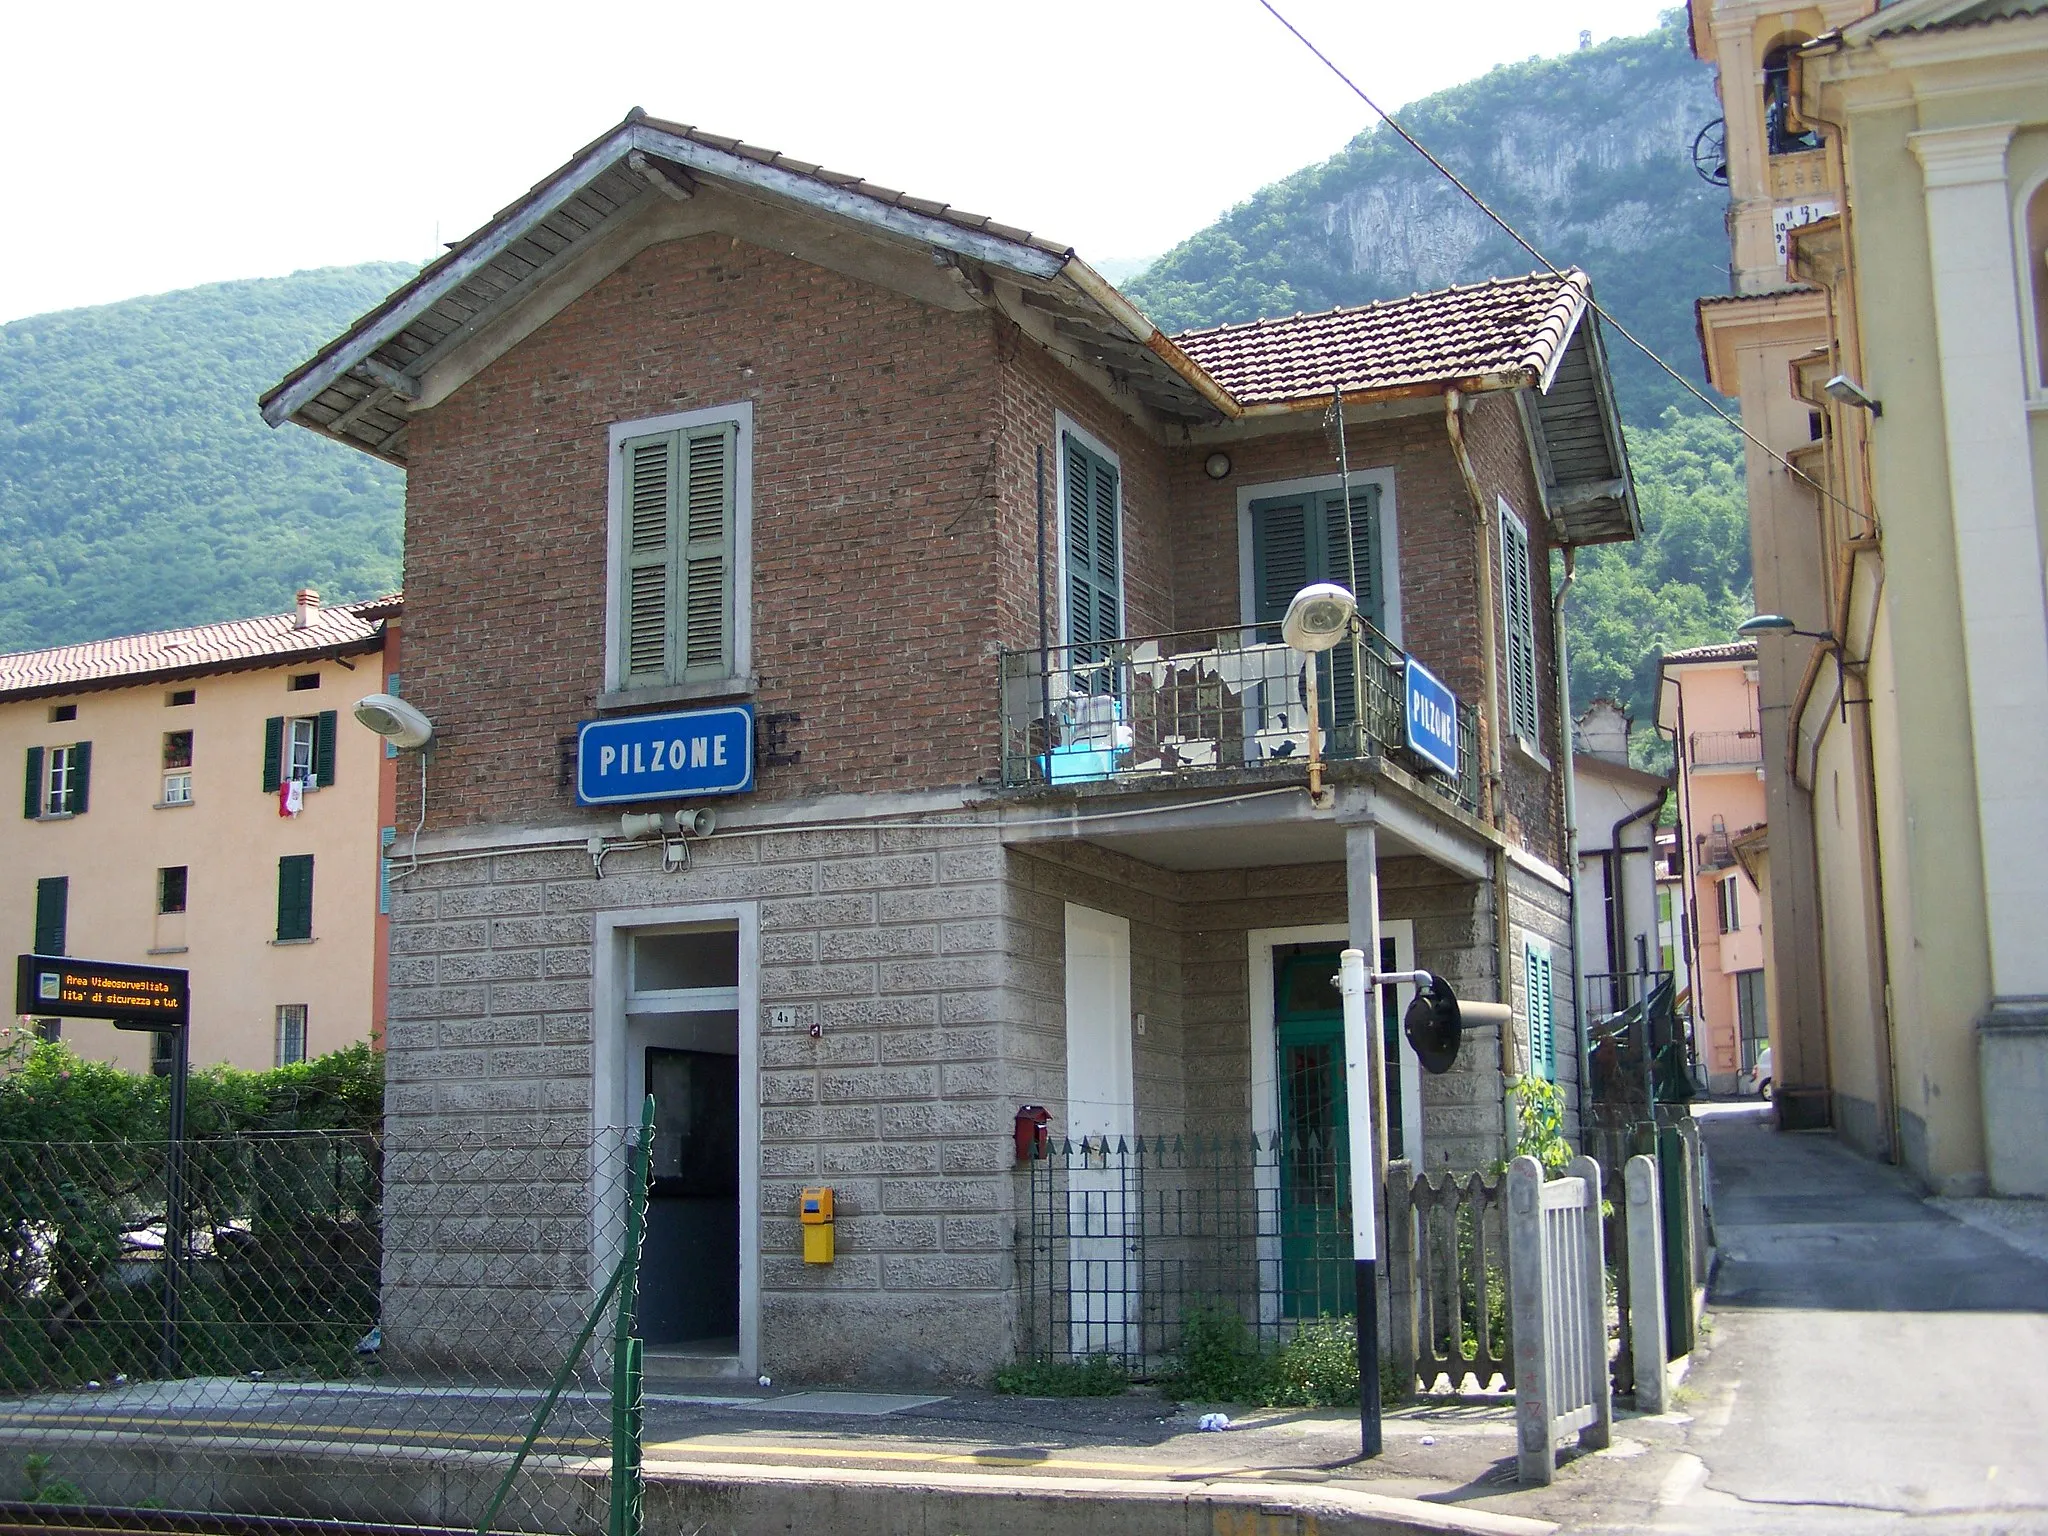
1;1114;651;1534
1018;1132;1357;1370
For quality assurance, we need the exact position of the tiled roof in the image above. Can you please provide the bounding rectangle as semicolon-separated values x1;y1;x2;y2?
1171;271;1591;406
1662;639;1757;665
1865;0;2048;37
0;597;395;700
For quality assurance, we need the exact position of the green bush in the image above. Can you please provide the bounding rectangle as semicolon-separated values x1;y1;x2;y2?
1158;1305;1268;1403
994;1354;1129;1397
1263;1316;1357;1407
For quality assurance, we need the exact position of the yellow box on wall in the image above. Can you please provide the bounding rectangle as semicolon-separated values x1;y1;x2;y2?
799;1186;833;1264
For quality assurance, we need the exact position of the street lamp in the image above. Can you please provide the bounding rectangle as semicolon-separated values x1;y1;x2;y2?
1737;614;1833;641
1282;582;1356;802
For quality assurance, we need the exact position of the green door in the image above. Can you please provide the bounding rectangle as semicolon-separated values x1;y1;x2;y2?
1277;939;1408;1318
1277;949;1351;1318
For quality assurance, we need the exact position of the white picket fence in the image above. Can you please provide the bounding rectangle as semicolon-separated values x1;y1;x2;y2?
1507;1153;1614;1485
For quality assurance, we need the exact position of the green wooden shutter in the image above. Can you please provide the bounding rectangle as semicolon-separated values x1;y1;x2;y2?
66;742;90;815
33;876;67;955
313;710;338;787
1251;498;1311;627
1500;509;1539;742
1062;434;1120;648
1525;941;1555;1082
276;854;314;941
262;717;284;793
1320;484;1383;631
23;747;42;820
620;431;678;686
680;423;736;681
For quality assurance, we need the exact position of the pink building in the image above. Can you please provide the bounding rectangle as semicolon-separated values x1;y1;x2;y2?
1659;639;1771;1095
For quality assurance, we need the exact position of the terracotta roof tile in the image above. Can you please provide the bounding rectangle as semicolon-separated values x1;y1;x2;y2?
0;597;396;700
1662;638;1757;665
1171;271;1591;406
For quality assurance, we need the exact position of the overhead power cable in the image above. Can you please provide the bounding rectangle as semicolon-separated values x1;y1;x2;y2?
1255;0;1851;514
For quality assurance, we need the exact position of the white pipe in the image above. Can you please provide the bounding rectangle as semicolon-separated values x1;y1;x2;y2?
1339;948;1380;1262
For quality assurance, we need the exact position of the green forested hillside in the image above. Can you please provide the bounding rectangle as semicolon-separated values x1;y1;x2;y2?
0;265;413;653
2;16;1747;741
1130;10;1750;733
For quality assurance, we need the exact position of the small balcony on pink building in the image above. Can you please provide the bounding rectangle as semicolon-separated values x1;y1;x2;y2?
1687;729;1762;769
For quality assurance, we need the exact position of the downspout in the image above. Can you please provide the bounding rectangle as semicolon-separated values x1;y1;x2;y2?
1554;549;1594;1128
1445;390;1520;1114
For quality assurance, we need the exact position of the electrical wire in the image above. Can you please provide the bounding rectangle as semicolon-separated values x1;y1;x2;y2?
1254;0;1860;522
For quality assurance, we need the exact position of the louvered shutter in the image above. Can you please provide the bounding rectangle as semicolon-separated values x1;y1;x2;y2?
1500;509;1539;743
680;423;737;681
621;431;678;686
314;711;338;787
1525;941;1555;1082
262;717;284;794
34;876;67;955
24;747;42;820
1251;498;1311;627
1062;435;1121;651
276;854;314;942
67;742;90;815
619;423;736;687
1321;484;1383;632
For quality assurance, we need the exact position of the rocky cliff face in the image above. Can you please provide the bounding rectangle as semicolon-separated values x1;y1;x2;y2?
1128;14;1728;422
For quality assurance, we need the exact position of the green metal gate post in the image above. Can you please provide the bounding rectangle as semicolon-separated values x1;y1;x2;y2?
609;1095;654;1536
1657;1125;1696;1360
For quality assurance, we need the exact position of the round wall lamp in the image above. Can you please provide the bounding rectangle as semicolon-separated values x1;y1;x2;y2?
1204;452;1232;480
352;693;434;749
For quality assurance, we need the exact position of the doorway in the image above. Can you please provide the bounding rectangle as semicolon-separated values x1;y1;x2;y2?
622;926;740;1353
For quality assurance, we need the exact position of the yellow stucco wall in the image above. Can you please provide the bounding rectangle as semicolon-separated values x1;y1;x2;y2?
2;656;390;1072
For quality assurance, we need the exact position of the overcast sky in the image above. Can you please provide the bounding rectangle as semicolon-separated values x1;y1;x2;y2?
1;0;1673;324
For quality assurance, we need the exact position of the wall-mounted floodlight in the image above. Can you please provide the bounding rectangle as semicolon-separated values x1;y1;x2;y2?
1823;374;1882;418
1282;583;1357;804
352;694;433;749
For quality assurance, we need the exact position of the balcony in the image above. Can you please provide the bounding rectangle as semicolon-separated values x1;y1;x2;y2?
998;621;1481;818
1688;730;1762;768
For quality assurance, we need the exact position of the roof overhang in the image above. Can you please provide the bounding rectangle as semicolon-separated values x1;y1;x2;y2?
262;114;1236;462
1517;312;1640;547
0;631;386;706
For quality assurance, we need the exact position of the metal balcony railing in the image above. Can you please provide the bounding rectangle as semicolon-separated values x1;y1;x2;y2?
998;621;1481;817
1687;730;1762;767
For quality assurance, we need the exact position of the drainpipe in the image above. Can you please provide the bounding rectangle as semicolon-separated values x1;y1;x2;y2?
1554;550;1594;1128
1445;390;1520;1118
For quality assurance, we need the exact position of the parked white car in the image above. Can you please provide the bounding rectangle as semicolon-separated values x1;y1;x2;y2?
1743;1044;1774;1099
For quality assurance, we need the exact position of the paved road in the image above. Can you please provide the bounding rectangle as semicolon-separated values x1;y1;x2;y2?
1649;1102;2048;1533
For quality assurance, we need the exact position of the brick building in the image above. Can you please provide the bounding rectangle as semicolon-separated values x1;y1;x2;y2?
265;113;1640;1385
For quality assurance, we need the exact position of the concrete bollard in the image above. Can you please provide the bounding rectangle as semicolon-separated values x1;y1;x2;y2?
1625;1153;1668;1414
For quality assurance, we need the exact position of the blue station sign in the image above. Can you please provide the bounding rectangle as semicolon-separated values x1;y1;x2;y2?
577;705;755;806
1402;658;1460;778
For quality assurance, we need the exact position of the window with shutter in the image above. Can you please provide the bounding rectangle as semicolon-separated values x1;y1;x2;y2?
1062;432;1122;654
33;876;68;955
1249;484;1384;630
262;716;284;794
23;746;42;820
614;415;740;690
276;854;314;942
1524;939;1556;1082
1499;502;1540;746
314;710;338;787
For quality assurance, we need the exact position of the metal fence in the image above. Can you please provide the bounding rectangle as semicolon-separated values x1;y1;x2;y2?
1018;1132;1359;1367
0;1120;650;1535
998;621;1482;816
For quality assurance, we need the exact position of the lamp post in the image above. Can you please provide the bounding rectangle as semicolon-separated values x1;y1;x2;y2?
1282;582;1358;804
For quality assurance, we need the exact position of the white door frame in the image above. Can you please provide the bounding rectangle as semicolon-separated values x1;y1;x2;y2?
593;901;760;1377
1247;920;1419;1324
1064;902;1136;1357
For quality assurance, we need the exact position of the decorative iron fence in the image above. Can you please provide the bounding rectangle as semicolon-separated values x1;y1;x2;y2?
998;621;1481;816
1018;1132;1358;1368
0;1123;649;1534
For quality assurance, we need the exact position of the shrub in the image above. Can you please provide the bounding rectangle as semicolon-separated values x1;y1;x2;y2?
1263;1316;1357;1407
994;1354;1129;1397
1158;1305;1268;1403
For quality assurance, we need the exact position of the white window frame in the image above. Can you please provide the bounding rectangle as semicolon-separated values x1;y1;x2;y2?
1498;496;1541;749
603;402;755;695
1053;412;1127;648
1717;874;1741;935
287;716;317;784
43;743;77;817
1235;467;1403;644
275;1004;308;1066
162;772;193;806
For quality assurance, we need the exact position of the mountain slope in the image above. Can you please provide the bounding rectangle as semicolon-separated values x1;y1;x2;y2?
0;265;414;653
1129;10;1727;424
